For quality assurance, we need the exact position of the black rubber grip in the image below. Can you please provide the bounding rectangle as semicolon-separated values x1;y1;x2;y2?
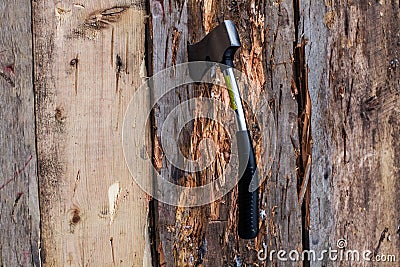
236;130;259;239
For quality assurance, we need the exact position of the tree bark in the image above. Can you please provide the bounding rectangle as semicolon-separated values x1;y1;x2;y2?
149;0;400;266
149;0;303;266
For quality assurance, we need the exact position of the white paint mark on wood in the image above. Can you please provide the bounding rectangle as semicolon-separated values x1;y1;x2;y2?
139;55;147;80
143;221;152;267
108;182;120;225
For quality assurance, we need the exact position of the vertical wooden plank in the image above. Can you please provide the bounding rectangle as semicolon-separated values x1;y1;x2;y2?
254;1;304;265
304;0;400;265
32;0;151;265
151;0;400;265
150;0;303;266
301;1;332;262
149;1;208;265
0;1;40;266
194;1;303;265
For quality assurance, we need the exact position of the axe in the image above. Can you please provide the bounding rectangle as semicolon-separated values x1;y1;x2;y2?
188;20;259;239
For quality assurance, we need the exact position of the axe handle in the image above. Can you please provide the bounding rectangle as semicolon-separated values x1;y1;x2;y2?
236;130;259;239
223;67;259;239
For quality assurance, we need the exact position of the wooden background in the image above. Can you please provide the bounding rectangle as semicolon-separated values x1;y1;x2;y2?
0;0;399;266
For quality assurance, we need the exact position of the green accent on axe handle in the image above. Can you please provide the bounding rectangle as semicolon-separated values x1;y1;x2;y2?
224;74;238;110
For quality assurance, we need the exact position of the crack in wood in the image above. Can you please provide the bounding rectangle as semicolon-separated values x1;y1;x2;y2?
110;237;115;265
72;6;131;39
111;27;115;64
116;54;123;93
171;27;181;66
374;227;389;257
125;35;129;74
293;1;312;266
70;56;79;95
0;70;15;87
115;54;123;130
85;7;130;29
11;192;24;221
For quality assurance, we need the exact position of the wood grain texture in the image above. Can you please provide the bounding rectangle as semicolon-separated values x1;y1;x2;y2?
150;0;303;266
0;1;40;266
32;0;151;265
0;0;395;266
304;0;400;266
149;1;203;266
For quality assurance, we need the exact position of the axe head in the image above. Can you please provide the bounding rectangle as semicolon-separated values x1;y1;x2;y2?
187;20;241;81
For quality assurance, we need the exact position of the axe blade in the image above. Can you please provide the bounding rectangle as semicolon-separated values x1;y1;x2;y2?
187;20;241;81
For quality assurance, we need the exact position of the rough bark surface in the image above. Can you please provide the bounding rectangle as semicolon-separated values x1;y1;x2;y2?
149;0;303;266
304;0;400;266
32;0;151;265
0;1;40;266
0;0;399;266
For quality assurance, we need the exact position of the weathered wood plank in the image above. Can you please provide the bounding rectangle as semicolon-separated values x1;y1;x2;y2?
0;1;40;266
150;0;303;266
149;1;200;266
32;0;151;265
304;0;400;266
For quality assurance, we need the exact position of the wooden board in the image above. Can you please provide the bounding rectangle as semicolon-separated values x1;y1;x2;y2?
32;0;152;265
150;0;303;266
304;0;400;266
0;1;40;266
1;0;398;265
